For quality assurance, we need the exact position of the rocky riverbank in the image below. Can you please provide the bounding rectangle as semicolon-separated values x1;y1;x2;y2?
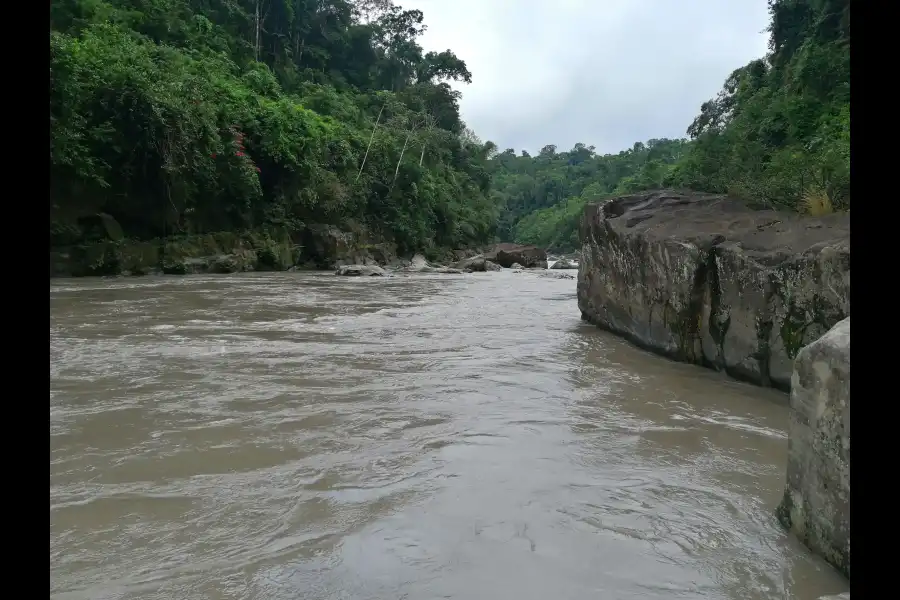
778;318;850;579
49;224;388;278
576;190;850;392
49;219;550;279
576;189;851;580
334;244;549;276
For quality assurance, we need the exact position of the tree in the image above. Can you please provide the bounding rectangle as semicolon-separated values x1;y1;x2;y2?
417;50;472;84
490;138;690;249
50;0;498;256
672;0;850;211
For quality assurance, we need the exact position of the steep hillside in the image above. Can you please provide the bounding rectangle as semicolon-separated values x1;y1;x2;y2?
50;0;498;261
493;0;850;252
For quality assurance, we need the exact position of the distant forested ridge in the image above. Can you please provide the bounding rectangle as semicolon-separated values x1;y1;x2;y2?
50;0;848;261
50;0;499;256
492;0;849;252
489;139;690;251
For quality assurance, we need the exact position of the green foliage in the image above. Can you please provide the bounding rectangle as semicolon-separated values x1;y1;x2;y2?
495;0;849;251
670;0;850;211
50;0;497;256
490;139;689;251
52;0;849;261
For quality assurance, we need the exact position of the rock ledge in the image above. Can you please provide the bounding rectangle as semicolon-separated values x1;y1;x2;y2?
577;190;850;390
778;318;850;579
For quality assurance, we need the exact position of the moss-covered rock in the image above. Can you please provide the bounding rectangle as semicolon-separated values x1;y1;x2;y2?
778;318;850;579
49;224;411;278
207;254;241;274
50;228;298;277
245;230;296;271
118;242;160;276
161;259;189;275
206;249;258;273
299;224;397;268
577;190;850;391
66;242;121;276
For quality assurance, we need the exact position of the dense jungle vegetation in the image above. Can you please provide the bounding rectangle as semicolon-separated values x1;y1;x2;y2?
494;0;850;252
50;0;849;259
50;0;498;255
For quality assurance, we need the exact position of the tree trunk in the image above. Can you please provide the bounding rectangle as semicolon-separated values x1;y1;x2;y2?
356;103;385;182
390;127;416;191
254;0;261;61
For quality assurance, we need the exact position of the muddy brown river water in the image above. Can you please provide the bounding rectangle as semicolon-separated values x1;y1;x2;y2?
50;271;850;600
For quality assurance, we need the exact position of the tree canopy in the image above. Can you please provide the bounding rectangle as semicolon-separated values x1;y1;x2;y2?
671;0;849;211
50;0;849;258
491;0;849;252
489;139;690;251
50;0;498;254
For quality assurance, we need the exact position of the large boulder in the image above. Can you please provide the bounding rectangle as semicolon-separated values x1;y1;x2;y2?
405;253;430;271
207;254;243;274
550;258;578;269
577;190;850;391
451;255;501;272
299;224;396;269
335;264;386;276
540;271;575;280
777;318;850;579
398;253;463;274
451;255;483;271
77;213;125;242
486;243;548;269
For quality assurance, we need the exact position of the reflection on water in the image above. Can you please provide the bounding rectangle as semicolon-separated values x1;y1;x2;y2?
50;271;848;599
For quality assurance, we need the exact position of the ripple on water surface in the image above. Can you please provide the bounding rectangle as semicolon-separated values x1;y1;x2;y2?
50;272;849;600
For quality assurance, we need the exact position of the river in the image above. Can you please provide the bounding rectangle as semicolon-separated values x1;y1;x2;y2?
50;271;850;600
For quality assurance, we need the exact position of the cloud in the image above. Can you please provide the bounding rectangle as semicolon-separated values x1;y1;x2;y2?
400;0;770;154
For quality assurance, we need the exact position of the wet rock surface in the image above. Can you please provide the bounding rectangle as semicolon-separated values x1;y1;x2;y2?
300;224;397;269
486;243;548;269
403;254;432;272
551;258;578;270
450;255;502;272
398;254;465;275
778;318;850;579
540;271;575;280
577;190;850;391
335;264;387;277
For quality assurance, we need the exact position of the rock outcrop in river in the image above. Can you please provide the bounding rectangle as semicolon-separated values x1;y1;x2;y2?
550;258;578;270
448;244;546;272
778;317;850;579
576;190;850;391
486;243;548;269
335;264;387;276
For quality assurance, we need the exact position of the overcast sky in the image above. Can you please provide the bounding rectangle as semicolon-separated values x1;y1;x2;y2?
400;0;771;155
